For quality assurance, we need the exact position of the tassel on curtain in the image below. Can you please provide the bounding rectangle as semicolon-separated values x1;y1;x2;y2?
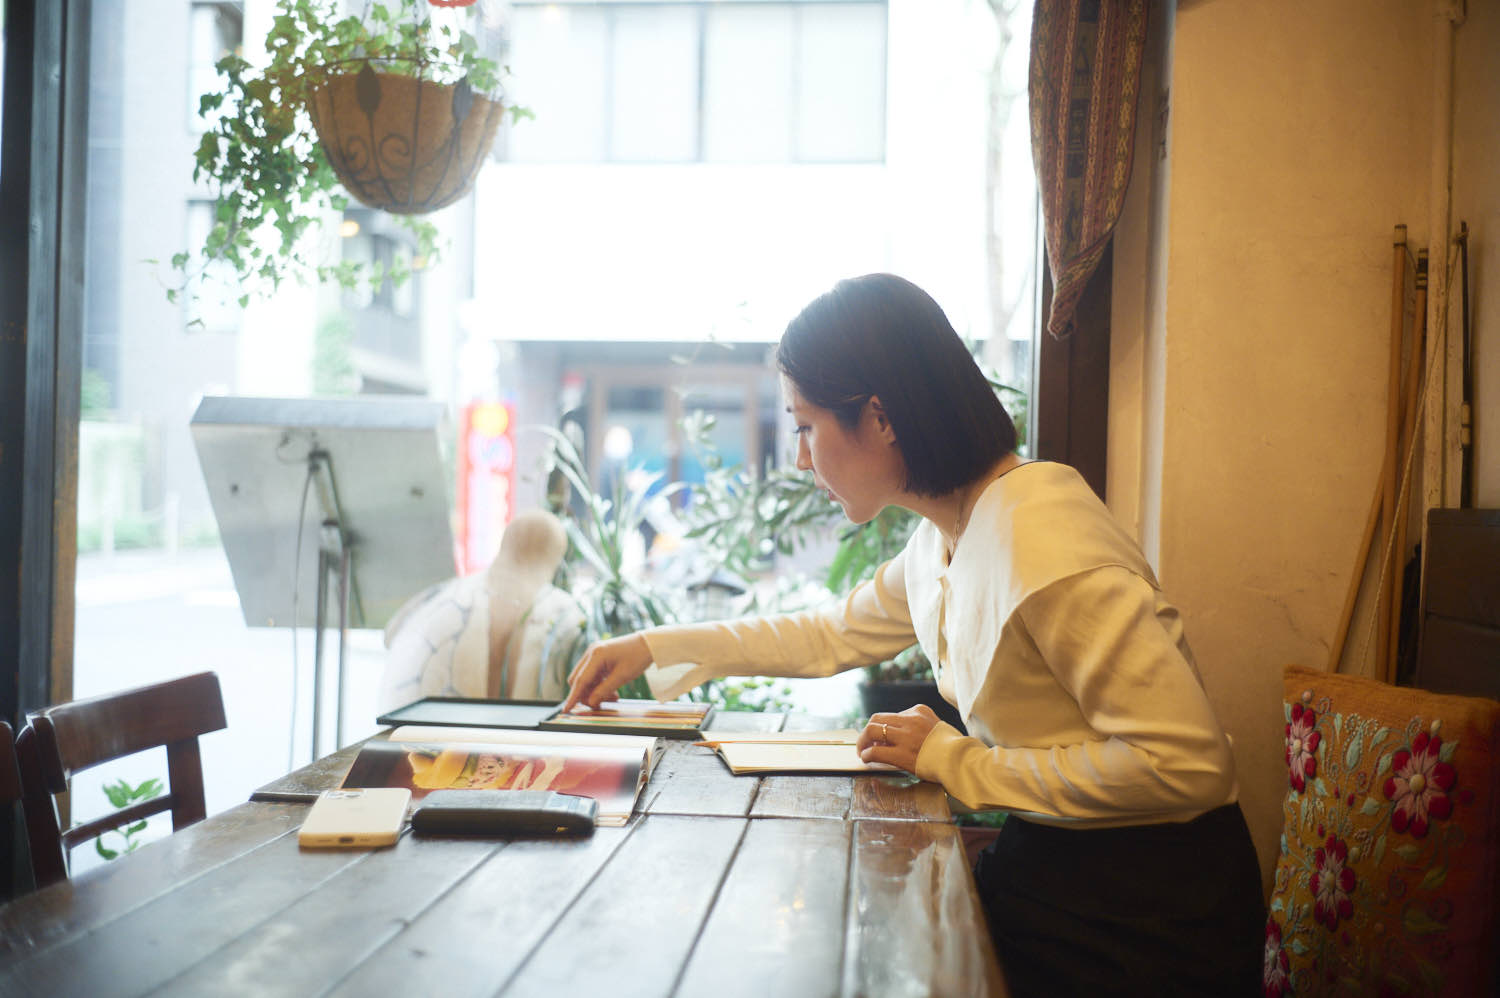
1030;0;1149;339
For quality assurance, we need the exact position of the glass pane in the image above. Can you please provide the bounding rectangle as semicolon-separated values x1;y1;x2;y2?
676;381;751;484
609;7;700;163
702;5;795;163
796;3;887;162
69;0;1040;811
981;0;1036;452
506;5;609;163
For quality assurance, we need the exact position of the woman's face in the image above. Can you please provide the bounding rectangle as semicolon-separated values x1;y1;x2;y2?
784;378;904;525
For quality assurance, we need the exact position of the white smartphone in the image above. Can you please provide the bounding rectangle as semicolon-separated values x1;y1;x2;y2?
298;788;411;848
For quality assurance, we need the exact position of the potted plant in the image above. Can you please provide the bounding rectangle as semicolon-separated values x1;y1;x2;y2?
858;644;965;731
539;425;683;702
541;418;799;713
821;509;967;730
176;0;530;303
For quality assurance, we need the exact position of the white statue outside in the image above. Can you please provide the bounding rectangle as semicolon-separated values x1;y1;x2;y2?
378;509;588;710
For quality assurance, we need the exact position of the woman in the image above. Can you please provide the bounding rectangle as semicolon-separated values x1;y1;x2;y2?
563;273;1264;995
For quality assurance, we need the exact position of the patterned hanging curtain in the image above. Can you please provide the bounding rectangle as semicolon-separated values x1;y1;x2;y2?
1029;0;1149;339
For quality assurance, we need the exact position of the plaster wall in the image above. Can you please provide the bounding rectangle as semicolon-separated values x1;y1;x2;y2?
1147;0;1434;890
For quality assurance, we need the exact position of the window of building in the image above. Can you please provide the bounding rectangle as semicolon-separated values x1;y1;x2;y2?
187;2;242;131
503;1;888;164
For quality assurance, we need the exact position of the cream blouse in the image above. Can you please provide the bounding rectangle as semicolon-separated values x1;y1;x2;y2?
640;461;1238;828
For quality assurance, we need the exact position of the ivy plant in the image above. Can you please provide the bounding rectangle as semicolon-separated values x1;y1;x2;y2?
92;777;164;861
175;0;529;306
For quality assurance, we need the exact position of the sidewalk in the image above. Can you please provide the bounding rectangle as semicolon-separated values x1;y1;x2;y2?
71;545;387;871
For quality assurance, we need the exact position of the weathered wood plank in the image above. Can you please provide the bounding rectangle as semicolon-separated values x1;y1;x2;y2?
249;740;366;802
749;774;851;819
674;817;850;998
0;820;379;997
0;801;306;961
642;738;762;817
325;825;633;998
147;834;501;998
843;819;1007;998
0;714;1006;997
500;814;745;997
849;773;951;822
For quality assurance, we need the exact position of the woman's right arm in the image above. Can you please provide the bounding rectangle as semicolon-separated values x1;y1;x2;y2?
563;549;919;709
561;633;654;712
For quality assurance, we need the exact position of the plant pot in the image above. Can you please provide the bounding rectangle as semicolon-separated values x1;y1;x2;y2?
859;678;965;734
306;64;505;215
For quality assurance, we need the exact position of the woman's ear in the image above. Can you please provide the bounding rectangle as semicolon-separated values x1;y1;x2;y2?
867;396;897;443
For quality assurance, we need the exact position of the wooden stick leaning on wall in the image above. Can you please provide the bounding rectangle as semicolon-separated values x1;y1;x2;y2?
1386;251;1428;684
1328;225;1407;674
1375;226;1408;676
1328;464;1386;673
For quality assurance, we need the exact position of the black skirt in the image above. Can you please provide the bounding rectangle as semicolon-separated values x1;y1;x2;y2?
972;803;1265;998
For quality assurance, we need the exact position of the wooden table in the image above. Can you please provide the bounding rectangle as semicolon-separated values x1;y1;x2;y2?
0;712;1006;997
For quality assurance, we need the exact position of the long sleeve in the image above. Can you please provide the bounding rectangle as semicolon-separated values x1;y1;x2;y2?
914;565;1236;824
639;551;920;701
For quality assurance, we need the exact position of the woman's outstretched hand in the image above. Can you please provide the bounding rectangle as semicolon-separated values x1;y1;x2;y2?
562;634;654;713
856;703;942;773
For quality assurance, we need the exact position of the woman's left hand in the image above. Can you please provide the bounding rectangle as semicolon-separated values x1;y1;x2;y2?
857;704;942;772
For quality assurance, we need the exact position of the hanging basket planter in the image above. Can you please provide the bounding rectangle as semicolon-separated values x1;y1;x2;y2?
177;0;527;299
306;61;506;216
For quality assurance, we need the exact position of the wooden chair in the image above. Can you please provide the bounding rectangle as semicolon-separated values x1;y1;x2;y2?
0;720;33;898
19;672;227;886
1414;507;1500;699
0;721;21;809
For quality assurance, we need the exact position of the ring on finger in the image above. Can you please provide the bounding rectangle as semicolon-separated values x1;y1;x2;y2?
879;722;889;743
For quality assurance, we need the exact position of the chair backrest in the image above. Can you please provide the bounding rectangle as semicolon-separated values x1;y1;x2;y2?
1266;665;1500;997
1415;507;1500;699
20;672;227;886
0;721;21;807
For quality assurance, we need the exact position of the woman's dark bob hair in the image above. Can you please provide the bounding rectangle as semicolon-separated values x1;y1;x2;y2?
777;273;1017;498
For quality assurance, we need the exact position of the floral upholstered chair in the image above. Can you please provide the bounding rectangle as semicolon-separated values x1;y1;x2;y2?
1265;664;1500;996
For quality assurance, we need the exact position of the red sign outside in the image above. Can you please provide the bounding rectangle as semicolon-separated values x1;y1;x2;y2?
457;400;516;575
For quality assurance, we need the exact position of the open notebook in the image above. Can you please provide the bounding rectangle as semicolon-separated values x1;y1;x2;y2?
696;730;899;775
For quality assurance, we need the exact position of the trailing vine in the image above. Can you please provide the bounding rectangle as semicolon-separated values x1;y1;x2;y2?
173;0;529;306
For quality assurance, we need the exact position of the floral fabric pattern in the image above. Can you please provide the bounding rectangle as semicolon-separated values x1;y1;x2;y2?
1310;833;1356;930
1286;702;1322;793
1266;665;1500;996
1383;730;1456;838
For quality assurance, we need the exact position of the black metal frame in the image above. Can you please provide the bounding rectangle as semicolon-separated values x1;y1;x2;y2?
0;0;90;899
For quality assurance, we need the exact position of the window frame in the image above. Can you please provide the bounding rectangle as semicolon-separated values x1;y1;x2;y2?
1;0;91;898
1033;242;1112;501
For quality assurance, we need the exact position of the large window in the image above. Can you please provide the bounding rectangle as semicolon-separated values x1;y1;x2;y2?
46;0;1040;864
503;1;888;164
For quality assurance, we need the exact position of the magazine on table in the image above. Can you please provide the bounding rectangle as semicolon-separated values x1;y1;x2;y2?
340;726;661;826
